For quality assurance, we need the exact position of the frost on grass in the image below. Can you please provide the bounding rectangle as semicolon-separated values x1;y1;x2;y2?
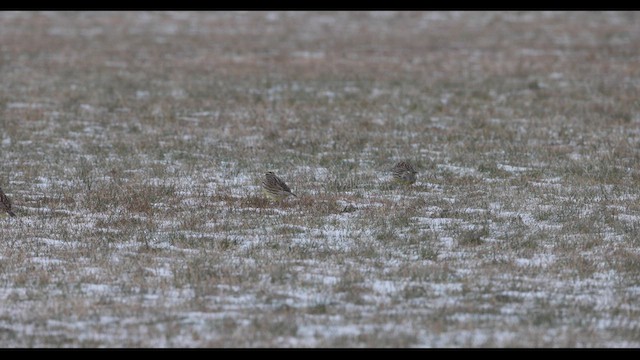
1;11;640;347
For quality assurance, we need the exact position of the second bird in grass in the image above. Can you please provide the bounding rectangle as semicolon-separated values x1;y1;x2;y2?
262;171;297;200
392;161;418;185
0;186;17;217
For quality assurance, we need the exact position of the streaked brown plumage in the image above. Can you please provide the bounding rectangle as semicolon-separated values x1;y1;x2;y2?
0;187;16;217
392;161;417;185
262;171;297;200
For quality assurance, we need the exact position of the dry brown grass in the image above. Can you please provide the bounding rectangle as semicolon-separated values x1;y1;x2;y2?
1;11;640;348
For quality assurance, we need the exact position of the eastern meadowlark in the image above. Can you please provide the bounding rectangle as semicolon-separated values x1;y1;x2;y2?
392;161;418;185
0;187;16;217
262;171;297;200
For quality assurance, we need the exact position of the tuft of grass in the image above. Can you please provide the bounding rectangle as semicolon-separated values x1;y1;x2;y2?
458;226;489;247
477;161;511;178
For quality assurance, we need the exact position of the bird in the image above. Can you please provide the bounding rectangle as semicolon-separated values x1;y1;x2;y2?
262;171;297;200
392;161;418;185
0;186;16;217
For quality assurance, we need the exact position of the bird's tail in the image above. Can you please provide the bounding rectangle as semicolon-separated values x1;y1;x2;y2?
8;211;16;217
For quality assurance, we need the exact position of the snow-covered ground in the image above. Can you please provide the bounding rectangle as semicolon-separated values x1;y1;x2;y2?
1;11;640;347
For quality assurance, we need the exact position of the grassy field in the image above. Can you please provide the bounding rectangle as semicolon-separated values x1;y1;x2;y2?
1;11;640;347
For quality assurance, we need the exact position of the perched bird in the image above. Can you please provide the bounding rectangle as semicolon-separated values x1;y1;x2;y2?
392;161;418;185
0;187;16;217
262;171;297;200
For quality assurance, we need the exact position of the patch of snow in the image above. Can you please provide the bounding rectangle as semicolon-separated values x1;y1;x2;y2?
413;216;464;231
514;254;556;268
292;51;325;59
81;284;112;293
31;257;64;265
371;280;400;295
615;213;640;223
549;72;564;80
438;164;477;176
6;102;49;109
265;12;279;22
568;153;585;161
497;164;530;173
